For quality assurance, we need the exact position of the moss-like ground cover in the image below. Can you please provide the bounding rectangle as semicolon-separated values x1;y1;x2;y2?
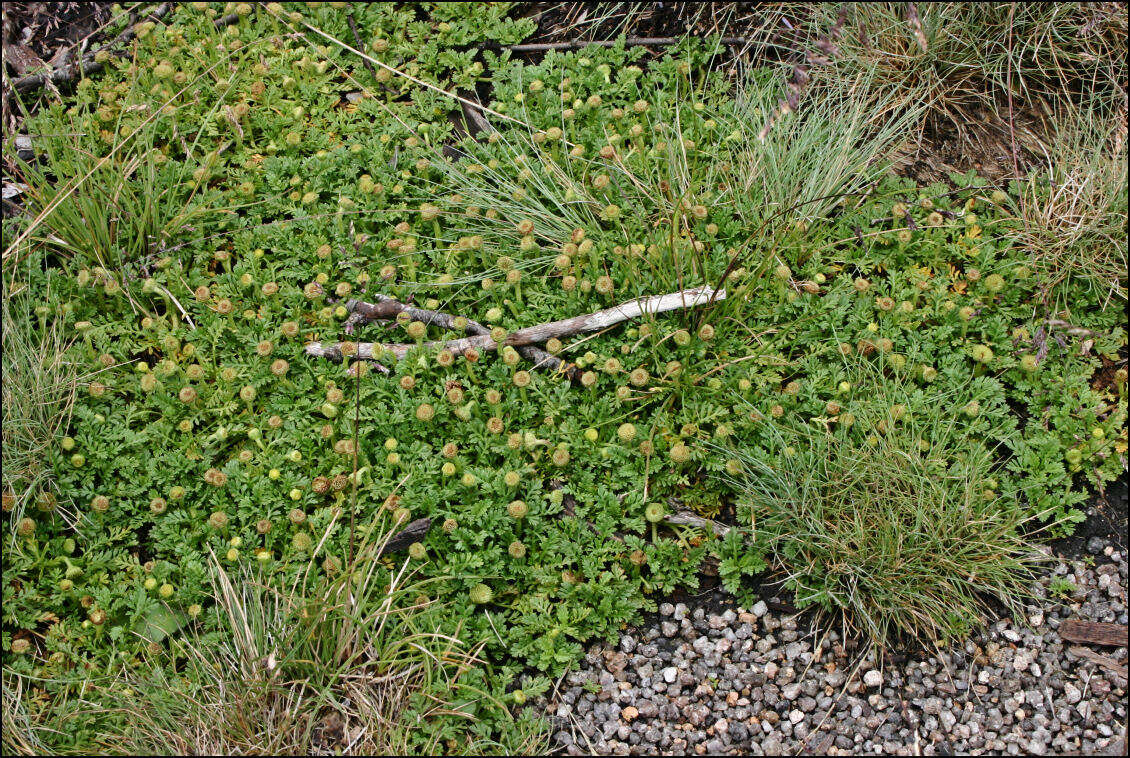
3;2;1126;752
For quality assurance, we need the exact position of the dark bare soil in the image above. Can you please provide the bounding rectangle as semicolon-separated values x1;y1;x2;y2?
2;2;115;127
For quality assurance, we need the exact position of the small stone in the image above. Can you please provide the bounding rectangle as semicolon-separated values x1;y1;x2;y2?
622;706;639;721
663;667;678;684
751;600;768;617
789;709;805;724
1063;682;1082;705
863;670;883;688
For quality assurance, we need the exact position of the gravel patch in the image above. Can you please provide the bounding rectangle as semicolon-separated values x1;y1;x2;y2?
537;537;1128;755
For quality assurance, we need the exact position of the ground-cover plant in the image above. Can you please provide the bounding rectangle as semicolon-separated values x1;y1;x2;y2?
1;2;1127;752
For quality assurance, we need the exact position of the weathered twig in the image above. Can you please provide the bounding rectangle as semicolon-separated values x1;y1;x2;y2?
665;511;732;537
503;36;747;53
9;3;173;94
306;286;725;364
1067;646;1128;682
339;295;577;378
345;10;377;80
1045;319;1103;338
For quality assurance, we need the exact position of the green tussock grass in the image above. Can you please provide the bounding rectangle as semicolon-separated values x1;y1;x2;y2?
717;364;1049;643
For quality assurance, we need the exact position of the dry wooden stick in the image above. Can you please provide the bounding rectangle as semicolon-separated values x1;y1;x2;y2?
341;295;575;377
306;286;725;363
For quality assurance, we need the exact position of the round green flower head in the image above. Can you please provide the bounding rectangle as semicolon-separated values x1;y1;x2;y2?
17;517;36;537
469;583;493;604
617;423;637;443
672;329;691;347
509;540;527;559
408;542;427;560
416;403;435;421
970;345;994;364
644;503;666;523
669;442;691;464
507;500;528;519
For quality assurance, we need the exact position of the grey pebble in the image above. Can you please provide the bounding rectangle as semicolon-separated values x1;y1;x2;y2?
540;536;1128;756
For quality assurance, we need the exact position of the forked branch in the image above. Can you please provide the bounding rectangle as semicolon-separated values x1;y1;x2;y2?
305;287;725;366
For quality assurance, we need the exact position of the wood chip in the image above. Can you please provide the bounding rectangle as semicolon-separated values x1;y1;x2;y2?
1067;645;1128;681
1058;619;1127;647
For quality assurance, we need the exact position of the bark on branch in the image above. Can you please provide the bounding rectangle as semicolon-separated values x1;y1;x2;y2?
336;294;577;378
305;287;725;366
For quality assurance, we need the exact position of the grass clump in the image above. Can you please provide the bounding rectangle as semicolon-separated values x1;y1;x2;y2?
1013;102;1128;302
721;369;1043;643
1;281;77;538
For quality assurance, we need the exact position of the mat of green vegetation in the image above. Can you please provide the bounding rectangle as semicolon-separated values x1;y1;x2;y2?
2;2;1126;752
